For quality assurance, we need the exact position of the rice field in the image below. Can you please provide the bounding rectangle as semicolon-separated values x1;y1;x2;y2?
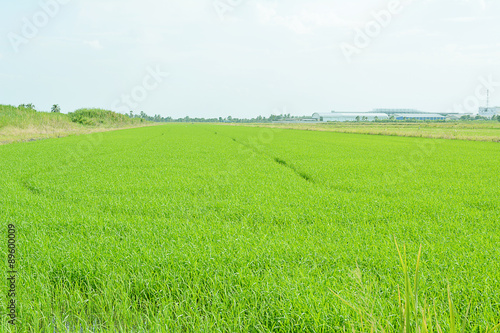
1;124;499;332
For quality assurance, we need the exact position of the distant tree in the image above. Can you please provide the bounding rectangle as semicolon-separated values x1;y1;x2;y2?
362;116;368;122
129;111;134;118
51;104;61;113
374;116;379;122
19;103;36;110
356;116;360;122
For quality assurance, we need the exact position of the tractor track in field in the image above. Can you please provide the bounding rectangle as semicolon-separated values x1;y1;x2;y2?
21;179;42;195
272;157;314;183
224;134;315;184
176;126;316;184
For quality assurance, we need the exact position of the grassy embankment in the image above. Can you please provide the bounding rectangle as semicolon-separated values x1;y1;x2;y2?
0;105;149;144
241;121;500;142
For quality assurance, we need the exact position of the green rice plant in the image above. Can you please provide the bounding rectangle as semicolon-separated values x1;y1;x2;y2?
395;240;422;332
331;240;500;332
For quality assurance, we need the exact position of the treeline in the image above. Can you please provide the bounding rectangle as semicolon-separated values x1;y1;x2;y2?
14;105;304;123
460;114;500;121
128;111;308;123
132;111;500;123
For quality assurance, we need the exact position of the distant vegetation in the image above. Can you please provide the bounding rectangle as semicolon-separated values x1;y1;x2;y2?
51;104;61;113
69;108;144;126
127;111;298;123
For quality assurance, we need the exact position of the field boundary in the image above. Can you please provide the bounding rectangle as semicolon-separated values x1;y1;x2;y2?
0;124;158;146
225;123;500;143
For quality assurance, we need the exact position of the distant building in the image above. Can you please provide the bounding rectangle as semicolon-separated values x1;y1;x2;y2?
312;112;389;122
478;107;500;118
372;108;424;114
311;108;486;122
394;113;446;121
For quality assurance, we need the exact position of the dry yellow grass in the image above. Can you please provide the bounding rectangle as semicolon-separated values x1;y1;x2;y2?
232;122;500;142
0;124;157;145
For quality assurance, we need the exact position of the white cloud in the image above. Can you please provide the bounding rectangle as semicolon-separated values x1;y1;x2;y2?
84;40;102;49
393;28;444;38
444;16;482;23
2;0;500;117
255;2;361;34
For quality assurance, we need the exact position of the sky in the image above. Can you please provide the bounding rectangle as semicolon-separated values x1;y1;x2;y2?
1;0;500;118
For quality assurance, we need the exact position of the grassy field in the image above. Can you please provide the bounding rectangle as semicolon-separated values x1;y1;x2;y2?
0;105;147;144
243;121;500;142
1;124;499;332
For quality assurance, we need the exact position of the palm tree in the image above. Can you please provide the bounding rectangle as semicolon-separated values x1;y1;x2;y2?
51;104;61;113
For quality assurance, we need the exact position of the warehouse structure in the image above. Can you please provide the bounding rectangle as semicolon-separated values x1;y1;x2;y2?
372;108;424;115
478;107;500;118
310;108;488;122
312;112;389;122
394;113;446;121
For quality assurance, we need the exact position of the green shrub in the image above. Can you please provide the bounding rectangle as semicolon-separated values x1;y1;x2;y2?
68;108;141;126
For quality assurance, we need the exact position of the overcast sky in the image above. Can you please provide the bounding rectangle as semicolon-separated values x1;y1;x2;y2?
1;0;500;118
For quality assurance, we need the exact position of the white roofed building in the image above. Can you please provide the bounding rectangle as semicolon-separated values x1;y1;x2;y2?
312;112;389;122
478;107;500;118
394;114;446;121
